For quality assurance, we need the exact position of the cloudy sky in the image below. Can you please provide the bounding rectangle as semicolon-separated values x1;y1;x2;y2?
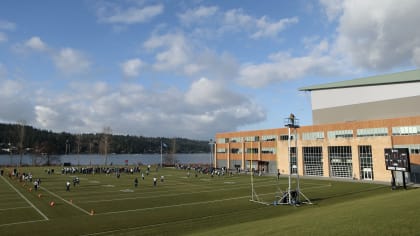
1;0;419;140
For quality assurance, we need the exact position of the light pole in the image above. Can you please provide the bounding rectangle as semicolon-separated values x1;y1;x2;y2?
278;113;312;206
209;139;215;168
160;139;163;168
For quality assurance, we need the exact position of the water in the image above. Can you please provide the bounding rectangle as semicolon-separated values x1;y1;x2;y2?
0;153;212;166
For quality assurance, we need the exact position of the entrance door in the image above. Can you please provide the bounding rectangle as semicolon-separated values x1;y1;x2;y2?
362;168;373;180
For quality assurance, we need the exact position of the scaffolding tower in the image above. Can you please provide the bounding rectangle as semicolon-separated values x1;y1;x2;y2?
277;113;312;206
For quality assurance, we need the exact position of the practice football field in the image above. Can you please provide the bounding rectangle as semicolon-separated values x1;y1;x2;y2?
1;166;419;236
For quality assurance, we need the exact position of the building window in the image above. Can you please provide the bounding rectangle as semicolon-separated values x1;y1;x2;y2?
302;132;324;140
261;147;276;154
230;137;243;143
327;130;353;139
261;135;276;141
288;147;297;174
246;148;259;154
217;148;226;153
328;146;352;178
303;146;323;176
394;144;420;155
392;126;420;136
217;138;226;144
230;148;242;154
357;128;388;137
279;134;297;141
359;145;373;180
244;136;259;142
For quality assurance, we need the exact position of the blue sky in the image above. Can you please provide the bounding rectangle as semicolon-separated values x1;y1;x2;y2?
0;0;419;140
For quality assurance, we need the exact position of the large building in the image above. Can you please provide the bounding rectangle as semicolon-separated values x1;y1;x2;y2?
214;70;420;183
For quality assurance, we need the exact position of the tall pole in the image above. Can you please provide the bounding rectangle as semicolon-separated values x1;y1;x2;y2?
288;126;292;204
209;139;215;168
160;139;163;168
251;141;254;200
295;127;300;203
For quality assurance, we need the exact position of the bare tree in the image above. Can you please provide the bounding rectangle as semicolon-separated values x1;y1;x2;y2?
17;120;26;167
101;126;112;166
76;134;81;166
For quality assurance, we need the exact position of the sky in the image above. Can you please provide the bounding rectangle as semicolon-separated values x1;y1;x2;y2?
1;0;420;140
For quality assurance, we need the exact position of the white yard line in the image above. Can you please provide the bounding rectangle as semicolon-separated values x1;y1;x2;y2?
0;219;48;227
0;176;49;221
40;186;91;216
84;182;280;203
0;206;31;211
96;195;250;216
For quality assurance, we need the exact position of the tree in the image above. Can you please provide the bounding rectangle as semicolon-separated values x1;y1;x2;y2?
18;120;26;167
101;126;112;166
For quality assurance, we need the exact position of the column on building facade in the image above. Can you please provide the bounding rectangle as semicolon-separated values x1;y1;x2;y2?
241;141;245;171
258;141;261;161
297;140;304;176
213;142;217;168
227;143;230;169
351;142;360;180
322;142;330;177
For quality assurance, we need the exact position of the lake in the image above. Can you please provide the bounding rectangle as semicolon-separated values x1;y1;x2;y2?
0;153;212;166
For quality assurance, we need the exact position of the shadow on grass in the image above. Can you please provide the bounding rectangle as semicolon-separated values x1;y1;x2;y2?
309;185;400;203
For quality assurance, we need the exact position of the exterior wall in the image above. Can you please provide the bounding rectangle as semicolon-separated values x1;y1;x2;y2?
313;95;420;124
215;116;420;183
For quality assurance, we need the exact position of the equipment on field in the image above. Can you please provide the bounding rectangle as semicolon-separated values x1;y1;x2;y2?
384;148;410;189
276;114;311;206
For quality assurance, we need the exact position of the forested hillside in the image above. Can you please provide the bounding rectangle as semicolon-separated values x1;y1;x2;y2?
0;123;210;155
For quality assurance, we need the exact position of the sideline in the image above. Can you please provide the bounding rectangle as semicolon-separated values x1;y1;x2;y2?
97;195;250;215
0;175;49;221
40;186;91;215
0;206;31;211
0;219;47;228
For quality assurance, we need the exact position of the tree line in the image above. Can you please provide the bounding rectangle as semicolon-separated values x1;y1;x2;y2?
0;123;211;155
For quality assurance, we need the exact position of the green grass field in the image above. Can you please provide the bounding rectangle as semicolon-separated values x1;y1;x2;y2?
0;166;419;236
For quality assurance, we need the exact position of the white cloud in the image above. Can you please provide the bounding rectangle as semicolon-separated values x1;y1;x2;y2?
0;20;16;30
252;16;298;39
144;33;191;71
98;3;163;24
319;0;344;21
178;6;219;26
0;32;7;43
0;63;6;78
331;0;420;70
412;47;420;67
0;77;35;123
238;39;341;88
185;77;243;106
26;77;265;138
52;48;91;75
222;9;298;39
121;58;144;77
24;36;47;51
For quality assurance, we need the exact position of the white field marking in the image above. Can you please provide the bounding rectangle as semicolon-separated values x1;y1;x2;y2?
40;186;91;216
120;189;134;192
83;182;280;203
102;184;115;187
0;176;49;221
89;180;100;184
224;181;236;184
80;205;262;236
96;195;250;216
0;206;31;211
0;219;48;228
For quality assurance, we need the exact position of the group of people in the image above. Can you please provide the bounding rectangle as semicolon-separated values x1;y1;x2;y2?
134;174;164;188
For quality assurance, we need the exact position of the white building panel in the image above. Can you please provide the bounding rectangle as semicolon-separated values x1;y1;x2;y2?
311;82;420;110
